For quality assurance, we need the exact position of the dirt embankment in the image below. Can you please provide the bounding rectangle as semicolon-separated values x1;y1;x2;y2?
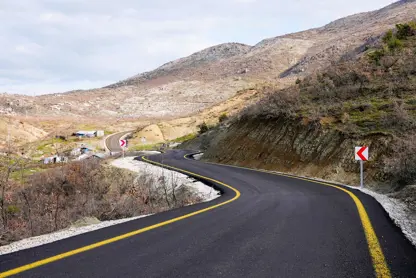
201;117;394;191
201;20;416;191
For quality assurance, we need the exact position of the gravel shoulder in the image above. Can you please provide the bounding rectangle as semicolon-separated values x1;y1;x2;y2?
0;215;150;255
111;157;220;202
0;154;220;255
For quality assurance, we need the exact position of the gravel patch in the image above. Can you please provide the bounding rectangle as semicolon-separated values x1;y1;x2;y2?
348;186;416;247
192;153;204;160
0;215;150;255
111;157;220;202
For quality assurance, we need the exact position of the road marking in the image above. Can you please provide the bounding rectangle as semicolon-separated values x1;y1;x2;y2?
184;153;391;278
0;156;240;278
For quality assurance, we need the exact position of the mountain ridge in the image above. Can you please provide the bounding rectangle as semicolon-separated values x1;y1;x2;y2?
1;0;415;121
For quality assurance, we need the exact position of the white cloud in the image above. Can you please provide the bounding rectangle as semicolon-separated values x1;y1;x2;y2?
0;0;396;95
232;0;257;3
15;43;43;56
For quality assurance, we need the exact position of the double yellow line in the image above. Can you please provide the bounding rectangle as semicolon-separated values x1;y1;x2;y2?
0;154;390;278
185;153;391;278
0;156;240;278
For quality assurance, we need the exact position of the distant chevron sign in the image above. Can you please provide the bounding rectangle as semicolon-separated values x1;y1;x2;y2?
355;146;368;161
119;140;127;148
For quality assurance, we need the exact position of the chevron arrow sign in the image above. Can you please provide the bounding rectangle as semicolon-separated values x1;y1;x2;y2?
355;146;368;161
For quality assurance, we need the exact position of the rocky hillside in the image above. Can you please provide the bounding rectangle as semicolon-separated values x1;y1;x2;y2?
1;0;416;121
107;43;253;88
197;20;416;192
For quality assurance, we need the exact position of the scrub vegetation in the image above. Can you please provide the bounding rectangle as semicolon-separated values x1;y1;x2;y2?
172;133;197;143
231;21;416;188
242;21;416;137
0;159;201;246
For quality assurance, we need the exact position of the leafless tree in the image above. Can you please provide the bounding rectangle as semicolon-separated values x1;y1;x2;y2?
0;120;20;230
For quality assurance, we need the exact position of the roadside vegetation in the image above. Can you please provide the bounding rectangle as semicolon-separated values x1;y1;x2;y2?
197;121;219;135
237;21;416;188
0;158;201;246
130;143;163;151
172;133;197;143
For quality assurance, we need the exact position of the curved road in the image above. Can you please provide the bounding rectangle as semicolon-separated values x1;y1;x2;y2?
105;131;132;152
0;150;415;277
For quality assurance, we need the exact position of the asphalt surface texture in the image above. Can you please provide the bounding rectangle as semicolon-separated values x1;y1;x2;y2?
105;131;132;152
1;149;415;277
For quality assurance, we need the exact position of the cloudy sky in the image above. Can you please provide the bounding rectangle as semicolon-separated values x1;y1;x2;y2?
1;0;395;95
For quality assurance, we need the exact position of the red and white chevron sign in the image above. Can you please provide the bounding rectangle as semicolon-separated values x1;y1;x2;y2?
355;146;368;161
119;140;127;148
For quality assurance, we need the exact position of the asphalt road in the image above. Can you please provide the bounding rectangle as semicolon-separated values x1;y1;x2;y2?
1;150;415;277
105;131;132;152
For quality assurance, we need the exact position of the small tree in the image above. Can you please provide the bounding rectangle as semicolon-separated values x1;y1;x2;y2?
386;37;403;51
0;122;20;230
198;122;209;134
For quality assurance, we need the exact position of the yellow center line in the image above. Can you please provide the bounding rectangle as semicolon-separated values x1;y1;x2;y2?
184;154;391;278
0;156;240;278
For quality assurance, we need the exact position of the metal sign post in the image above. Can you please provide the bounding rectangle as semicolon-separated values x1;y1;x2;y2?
119;139;127;158
355;146;369;188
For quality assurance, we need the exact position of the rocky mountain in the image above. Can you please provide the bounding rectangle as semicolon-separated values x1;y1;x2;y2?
107;43;253;88
197;17;416;191
1;0;415;120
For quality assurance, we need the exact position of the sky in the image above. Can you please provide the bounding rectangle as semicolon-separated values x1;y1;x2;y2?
0;0;396;95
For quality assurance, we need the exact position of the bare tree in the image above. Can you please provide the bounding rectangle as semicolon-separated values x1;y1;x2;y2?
20;189;34;236
0;119;20;229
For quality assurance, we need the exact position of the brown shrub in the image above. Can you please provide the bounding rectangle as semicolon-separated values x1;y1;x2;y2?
0;159;202;246
384;135;416;189
239;88;300;120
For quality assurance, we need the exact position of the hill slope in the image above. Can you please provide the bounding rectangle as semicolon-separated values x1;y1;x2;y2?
200;20;416;191
1;1;416;121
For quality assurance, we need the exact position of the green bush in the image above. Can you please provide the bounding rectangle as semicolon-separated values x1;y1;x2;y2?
380;29;404;51
386;37;403;51
173;133;197;143
382;30;394;44
6;205;20;215
198;122;209;134
219;113;228;123
367;49;385;64
396;23;415;40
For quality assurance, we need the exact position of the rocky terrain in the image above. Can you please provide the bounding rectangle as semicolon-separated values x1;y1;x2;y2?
195;18;416;192
1;0;416;122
